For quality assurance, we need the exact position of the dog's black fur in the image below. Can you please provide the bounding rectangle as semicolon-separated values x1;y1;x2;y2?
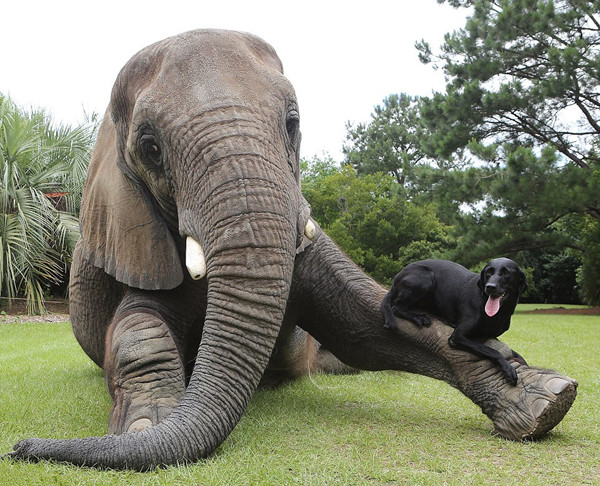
382;258;527;385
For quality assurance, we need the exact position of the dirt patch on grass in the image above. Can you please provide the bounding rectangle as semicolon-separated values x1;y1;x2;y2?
522;306;600;315
0;297;70;323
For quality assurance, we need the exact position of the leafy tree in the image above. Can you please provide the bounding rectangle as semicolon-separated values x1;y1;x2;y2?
0;96;96;313
344;94;424;185
343;94;463;200
301;159;450;285
516;248;582;303
415;0;600;303
574;215;600;304
418;0;600;177
437;142;595;261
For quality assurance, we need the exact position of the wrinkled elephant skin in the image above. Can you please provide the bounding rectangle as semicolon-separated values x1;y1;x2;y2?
6;30;577;470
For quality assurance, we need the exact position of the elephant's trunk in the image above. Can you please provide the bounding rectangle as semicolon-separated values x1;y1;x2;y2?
11;149;300;470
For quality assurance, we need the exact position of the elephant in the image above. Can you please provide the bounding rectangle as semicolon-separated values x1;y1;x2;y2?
6;29;577;471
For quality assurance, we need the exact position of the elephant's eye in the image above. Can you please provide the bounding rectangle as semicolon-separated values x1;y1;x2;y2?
139;134;162;166
286;106;300;146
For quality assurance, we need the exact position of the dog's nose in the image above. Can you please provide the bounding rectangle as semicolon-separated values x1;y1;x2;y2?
485;283;497;294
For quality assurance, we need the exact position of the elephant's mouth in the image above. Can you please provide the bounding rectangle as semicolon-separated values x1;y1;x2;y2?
184;219;316;281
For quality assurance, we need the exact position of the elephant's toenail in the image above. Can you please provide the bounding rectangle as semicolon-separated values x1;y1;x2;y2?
127;418;153;433
532;398;550;418
546;378;569;395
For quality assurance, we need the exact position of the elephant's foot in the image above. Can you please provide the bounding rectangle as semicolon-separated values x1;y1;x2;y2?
261;327;356;388
127;418;153;432
311;345;357;375
466;360;578;440
105;311;186;434
110;393;182;434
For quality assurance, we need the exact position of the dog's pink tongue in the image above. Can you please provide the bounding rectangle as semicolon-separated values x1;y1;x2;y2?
485;296;501;317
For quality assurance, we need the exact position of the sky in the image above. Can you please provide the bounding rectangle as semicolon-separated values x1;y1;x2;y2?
1;1;469;160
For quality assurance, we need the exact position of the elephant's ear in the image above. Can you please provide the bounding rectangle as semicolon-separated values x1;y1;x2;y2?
79;112;183;290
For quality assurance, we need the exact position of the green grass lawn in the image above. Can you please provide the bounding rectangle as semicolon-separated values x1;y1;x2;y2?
0;306;598;485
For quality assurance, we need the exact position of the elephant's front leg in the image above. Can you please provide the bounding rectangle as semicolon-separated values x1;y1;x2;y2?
395;320;579;440
261;323;355;388
104;310;186;434
293;231;578;440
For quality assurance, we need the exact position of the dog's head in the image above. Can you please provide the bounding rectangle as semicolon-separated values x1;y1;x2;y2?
477;258;527;317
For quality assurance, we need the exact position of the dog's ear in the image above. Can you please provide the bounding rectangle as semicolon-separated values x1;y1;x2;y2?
518;269;528;295
477;267;487;291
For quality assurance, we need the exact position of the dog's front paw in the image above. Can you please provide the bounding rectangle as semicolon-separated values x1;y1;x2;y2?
383;319;396;331
412;313;432;328
502;362;518;386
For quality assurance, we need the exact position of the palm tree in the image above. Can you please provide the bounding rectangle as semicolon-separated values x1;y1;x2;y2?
0;95;96;314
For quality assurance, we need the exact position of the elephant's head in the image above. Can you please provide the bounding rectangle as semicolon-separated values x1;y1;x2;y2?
15;29;315;469
81;29;311;291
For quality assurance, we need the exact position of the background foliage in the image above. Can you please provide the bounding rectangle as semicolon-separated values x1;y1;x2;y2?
0;95;96;313
305;0;600;304
1;1;599;309
302;157;450;285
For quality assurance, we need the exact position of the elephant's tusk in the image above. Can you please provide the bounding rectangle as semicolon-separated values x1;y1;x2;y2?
304;219;316;241
186;236;206;280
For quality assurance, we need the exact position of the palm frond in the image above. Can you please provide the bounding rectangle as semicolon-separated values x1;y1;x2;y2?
0;95;97;313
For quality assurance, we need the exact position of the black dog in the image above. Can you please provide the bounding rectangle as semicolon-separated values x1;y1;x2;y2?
382;258;527;385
